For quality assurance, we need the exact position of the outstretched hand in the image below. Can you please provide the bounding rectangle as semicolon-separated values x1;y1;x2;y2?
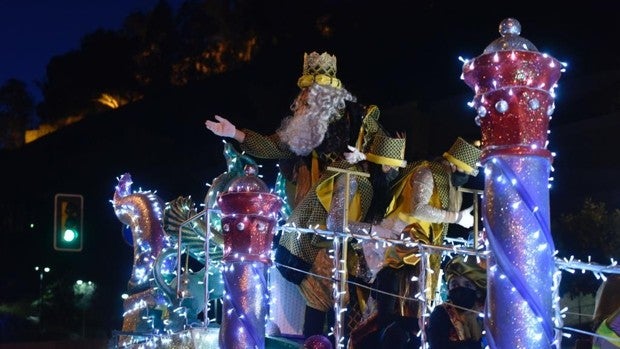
205;115;237;138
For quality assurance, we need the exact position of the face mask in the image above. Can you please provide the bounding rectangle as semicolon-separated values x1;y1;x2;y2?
385;167;399;183
451;171;470;187
449;286;477;310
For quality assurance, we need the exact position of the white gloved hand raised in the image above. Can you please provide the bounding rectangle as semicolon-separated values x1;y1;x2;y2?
344;145;366;164
205;115;237;138
456;206;475;228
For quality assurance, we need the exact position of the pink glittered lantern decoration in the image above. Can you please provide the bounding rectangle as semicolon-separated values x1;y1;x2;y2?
218;164;281;265
217;164;282;349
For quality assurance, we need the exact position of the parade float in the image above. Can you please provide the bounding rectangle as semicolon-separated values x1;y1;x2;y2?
108;19;620;349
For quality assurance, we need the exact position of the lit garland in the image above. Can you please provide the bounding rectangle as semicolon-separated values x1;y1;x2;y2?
110;143;620;348
112;202;619;348
276;225;620;346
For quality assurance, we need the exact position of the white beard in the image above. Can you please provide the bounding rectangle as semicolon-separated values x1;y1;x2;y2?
277;84;353;156
277;94;332;156
277;109;330;156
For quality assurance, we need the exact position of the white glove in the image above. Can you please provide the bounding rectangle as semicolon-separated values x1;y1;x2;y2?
344;145;366;164
205;115;237;138
456;206;475;228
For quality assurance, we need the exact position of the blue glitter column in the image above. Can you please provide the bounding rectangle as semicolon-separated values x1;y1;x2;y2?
462;19;564;348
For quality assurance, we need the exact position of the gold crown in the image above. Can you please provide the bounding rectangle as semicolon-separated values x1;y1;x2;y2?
297;51;341;89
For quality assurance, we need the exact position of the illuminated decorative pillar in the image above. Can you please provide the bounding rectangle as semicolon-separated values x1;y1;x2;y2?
217;165;282;349
462;18;564;348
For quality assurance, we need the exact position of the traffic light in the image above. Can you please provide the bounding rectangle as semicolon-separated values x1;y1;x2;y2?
54;193;83;252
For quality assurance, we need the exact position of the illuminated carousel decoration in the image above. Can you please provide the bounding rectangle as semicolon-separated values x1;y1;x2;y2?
461;18;566;348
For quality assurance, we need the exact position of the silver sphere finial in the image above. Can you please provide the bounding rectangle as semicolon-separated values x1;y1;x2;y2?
499;18;521;36
244;164;258;176
483;17;537;53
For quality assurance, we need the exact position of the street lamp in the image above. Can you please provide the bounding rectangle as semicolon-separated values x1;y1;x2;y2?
73;279;96;338
34;266;50;323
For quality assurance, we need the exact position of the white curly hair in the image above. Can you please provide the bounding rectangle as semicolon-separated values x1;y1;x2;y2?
277;83;356;156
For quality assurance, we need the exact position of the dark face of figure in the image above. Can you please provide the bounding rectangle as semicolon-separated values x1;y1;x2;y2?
384;166;400;183
278;84;355;157
451;171;470;187
277;88;332;156
364;163;399;224
448;275;478;310
449;287;477;310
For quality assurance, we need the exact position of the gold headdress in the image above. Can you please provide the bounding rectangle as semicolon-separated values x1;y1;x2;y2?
444;254;487;290
297;51;342;89
365;134;407;168
355;105;385;153
443;137;482;176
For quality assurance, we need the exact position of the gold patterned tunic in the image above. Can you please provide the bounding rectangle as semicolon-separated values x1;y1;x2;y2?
274;160;374;311
383;159;463;303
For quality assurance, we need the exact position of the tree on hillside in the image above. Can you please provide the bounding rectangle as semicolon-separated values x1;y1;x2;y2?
552;198;620;295
34;0;374;123
37;30;138;123
124;0;180;92
555;198;620;262
0;79;34;149
36;0;267;122
171;0;262;85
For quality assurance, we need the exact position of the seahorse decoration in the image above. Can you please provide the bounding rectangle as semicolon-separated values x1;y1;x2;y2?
112;172;170;292
112;173;172;342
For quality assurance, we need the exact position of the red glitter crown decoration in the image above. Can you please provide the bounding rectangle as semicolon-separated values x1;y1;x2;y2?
462;18;564;162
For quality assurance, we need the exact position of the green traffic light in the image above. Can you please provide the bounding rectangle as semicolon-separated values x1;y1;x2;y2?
63;228;78;242
54;193;84;252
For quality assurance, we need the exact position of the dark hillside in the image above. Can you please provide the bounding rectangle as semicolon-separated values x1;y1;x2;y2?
0;65;291;333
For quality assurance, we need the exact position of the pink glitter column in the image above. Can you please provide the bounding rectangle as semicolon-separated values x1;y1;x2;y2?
462;18;563;348
217;165;282;349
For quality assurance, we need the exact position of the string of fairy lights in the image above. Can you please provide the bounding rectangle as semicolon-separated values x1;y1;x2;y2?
112;159;618;349
276;225;620;346
113;163;619;348
114;216;619;348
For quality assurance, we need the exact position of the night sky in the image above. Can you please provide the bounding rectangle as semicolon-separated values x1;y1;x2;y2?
0;0;184;102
